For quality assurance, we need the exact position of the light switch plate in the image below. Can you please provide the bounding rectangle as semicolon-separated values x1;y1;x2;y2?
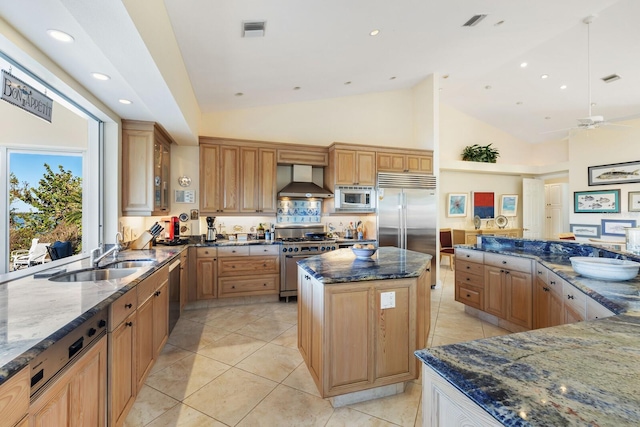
380;291;396;309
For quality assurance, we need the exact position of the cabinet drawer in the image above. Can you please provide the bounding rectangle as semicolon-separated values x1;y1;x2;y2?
586;298;615;320
562;282;587;317
218;275;279;297
249;245;280;256
137;265;168;305
455;270;484;288
546;271;563;296
217;246;250;257
196;247;216;257
535;264;548;283
218;256;279;276
456;260;484;276
455;283;484;310
109;288;137;330
484;253;532;274
456;249;484;263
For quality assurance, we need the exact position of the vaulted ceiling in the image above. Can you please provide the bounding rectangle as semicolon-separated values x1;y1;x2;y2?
1;0;638;145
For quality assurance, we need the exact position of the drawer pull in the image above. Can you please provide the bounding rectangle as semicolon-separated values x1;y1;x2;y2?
263;264;267;267
263;283;267;286
232;285;236;289
465;254;470;258
232;250;236;253
232;265;235;268
502;260;507;265
466;266;471;269
466;278;470;281
567;295;574;300
543;287;550;292
126;322;133;327
550;280;556;285
125;303;133;309
154;290;161;297
466;294;471;298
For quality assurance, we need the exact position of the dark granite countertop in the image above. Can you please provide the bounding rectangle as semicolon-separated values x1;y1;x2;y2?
415;237;640;426
297;247;431;284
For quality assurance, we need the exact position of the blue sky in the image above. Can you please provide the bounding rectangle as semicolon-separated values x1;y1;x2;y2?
10;153;82;212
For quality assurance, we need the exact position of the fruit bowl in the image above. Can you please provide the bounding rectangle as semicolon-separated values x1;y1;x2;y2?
351;246;377;260
569;256;640;281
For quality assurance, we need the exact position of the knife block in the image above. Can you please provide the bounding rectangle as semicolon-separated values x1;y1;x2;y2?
129;231;153;250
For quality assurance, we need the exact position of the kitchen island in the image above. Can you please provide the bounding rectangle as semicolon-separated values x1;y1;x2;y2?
297;247;431;406
415;236;640;426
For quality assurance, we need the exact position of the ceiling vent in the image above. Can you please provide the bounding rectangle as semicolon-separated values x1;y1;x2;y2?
462;14;487;27
601;73;621;83
242;21;266;38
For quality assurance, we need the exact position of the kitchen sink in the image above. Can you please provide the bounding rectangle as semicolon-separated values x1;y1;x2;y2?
107;259;156;269
49;268;140;282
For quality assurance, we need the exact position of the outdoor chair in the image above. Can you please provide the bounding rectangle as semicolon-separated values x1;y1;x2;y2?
11;238;51;270
47;241;73;261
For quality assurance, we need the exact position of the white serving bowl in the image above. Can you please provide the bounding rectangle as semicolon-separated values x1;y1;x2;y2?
569;256;640;281
351;247;377;260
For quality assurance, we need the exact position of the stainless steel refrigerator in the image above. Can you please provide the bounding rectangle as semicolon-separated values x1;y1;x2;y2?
377;173;437;286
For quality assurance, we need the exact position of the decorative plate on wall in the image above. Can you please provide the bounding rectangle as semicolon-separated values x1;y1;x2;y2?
473;215;481;230
178;176;191;187
495;215;508;229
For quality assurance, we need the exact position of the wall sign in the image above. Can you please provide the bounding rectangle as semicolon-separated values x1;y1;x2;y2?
2;70;53;122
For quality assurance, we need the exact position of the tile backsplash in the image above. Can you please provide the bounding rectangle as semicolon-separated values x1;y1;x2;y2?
277;200;321;223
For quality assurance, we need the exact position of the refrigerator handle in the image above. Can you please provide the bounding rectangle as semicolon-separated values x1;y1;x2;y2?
397;192;403;248
402;192;408;249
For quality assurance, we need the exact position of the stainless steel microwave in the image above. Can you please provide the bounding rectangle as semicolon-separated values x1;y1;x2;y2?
334;186;376;212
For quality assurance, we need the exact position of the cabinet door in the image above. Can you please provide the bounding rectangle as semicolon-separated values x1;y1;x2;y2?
506;270;532;329
68;337;107;427
220;146;240;212
549;291;564;327
564;303;584;324
180;257;188;311
356;151;376;186
154;138;170;214
122;128;154;214
375;284;414;380
406;155;432;173
297;270;312;364
136;298;154;391
200;145;220;212
259;148;277;213
0;368;29;427
334;149;356;185
196;257;217;300
110;313;136;427
240;147;259;212
484;266;506;318
377;153;405;172
533;277;550;329
153;281;169;357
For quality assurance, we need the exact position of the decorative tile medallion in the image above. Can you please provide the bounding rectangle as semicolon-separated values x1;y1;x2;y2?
277;200;322;223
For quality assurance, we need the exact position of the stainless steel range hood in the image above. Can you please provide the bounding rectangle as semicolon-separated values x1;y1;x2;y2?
278;165;333;198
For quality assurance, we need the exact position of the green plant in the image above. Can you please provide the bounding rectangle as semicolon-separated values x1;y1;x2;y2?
461;144;500;163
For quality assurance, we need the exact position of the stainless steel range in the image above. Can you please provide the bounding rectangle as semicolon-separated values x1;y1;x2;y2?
275;225;337;301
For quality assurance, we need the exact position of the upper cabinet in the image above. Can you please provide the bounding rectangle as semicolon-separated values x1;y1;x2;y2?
377;151;433;174
326;146;376;188
122;120;174;216
200;139;277;215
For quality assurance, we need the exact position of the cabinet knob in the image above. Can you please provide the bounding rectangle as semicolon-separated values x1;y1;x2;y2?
126;322;133;327
232;265;235;268
155;290;161;296
263;264;267;267
466;266;470;269
567;295;574;300
505;271;510;274
232;285;236;289
543;287;550;292
466;294;471;298
502;260;507;265
125;303;133;309
550;280;556;285
466;278;470;281
466;254;470;258
232;250;236;253
263;283;267;286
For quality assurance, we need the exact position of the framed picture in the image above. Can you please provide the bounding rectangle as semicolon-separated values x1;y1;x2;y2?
629;191;640;212
588;160;640;186
473;192;494;219
500;195;518;216
601;219;637;237
574;189;620;213
447;193;468;217
570;223;601;238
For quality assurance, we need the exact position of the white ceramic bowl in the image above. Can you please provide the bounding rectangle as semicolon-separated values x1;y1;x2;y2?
569;256;640;281
351;247;377;260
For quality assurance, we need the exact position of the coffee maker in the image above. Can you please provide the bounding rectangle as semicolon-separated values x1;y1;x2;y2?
206;216;217;242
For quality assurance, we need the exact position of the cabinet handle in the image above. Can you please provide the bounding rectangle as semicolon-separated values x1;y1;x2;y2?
466;278;470;281
126;322;133;327
505;271;510;274
543;287;550;292
263;264;267;267
550;280;556;285
125;303;133;309
232;250;236;253
567;295;574;300
155;290;161;296
502;260;507;265
466;255;470;258
466;266;471;269
232;285;236;289
466;294;471;298
232;265;235;268
263;283;267;286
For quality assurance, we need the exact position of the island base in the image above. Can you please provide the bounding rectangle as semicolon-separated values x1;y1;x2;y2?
329;381;407;408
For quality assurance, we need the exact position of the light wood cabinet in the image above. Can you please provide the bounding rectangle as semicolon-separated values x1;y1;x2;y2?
277;148;328;166
327;148;376;187
240;147;277;213
376;152;433;173
135;266;169;392
586;298;615;320
298;266;430;398
122;120;173;216
29;336;106;427
0;368;29;427
217;246;279;298
454;249;485;311
196;247;217;300
533;265;563;329
199;144;240;214
108;288;137;427
562;280;586;323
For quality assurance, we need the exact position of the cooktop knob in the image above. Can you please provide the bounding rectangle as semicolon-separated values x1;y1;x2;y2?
87;327;97;337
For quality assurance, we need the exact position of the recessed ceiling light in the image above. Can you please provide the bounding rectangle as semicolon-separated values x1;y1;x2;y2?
389;76;396;80
119;99;132;105
541;74;549;79
293;86;301;90
601;74;621;83
494;20;505;26
91;72;110;81
520;62;528;68
484;85;492;90
369;29;380;36
442;74;450;79
344;81;352;85
462;14;487;27
545;116;551;120
560;85;567;90
516;101;523;105
46;29;74;43
234;92;244;96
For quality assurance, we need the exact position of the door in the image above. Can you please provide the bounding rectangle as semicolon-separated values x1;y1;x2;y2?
377;188;403;248
522;178;545;239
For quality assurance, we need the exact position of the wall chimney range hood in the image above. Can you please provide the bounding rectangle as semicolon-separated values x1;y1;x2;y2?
278;165;333;198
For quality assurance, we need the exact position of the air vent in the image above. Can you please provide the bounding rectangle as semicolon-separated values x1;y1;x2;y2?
463;14;487;27
601;74;621;83
242;21;266;38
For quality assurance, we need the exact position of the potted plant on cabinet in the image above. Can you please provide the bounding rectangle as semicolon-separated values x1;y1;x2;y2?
461;144;500;163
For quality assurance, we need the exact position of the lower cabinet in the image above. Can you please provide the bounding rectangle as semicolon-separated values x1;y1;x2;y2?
533;276;563;329
109;310;136;427
136;278;168;391
216;245;280;298
196;247;217;300
30;336;107;427
0;367;29;427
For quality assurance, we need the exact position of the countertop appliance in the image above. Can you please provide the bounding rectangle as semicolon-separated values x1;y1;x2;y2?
377;172;437;286
334;185;376;212
275;224;337;301
206;216;217;242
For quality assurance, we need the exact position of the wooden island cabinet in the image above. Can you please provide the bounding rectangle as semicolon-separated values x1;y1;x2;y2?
296;247;431;403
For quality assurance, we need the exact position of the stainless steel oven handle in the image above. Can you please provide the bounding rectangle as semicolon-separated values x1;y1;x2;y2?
285;254;313;259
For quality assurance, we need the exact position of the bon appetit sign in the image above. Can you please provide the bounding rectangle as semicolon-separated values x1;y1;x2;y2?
2;70;53;122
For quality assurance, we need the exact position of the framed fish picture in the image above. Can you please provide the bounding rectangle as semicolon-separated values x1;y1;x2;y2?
588;160;640;186
574;189;620;213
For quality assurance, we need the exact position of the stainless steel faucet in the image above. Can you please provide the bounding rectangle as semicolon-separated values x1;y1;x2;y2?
90;232;124;268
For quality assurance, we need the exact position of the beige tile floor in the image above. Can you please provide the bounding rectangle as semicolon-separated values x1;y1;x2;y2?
125;264;510;427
